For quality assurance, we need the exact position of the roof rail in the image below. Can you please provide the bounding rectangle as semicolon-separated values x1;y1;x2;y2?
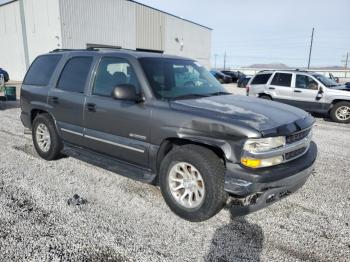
50;48;89;53
86;44;122;51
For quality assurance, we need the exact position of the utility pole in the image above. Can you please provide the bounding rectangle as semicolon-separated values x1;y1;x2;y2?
307;28;315;69
223;51;227;70
341;52;349;78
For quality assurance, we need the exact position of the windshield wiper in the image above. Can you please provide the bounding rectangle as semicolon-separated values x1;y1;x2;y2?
171;94;209;100
207;91;232;96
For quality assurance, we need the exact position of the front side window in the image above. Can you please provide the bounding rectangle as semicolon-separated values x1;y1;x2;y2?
93;57;140;97
251;73;272;85
296;75;318;90
57;57;93;93
23;55;62;86
139;58;227;100
271;73;292;87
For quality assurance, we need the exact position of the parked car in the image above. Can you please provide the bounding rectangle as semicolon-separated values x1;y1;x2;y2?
220;70;245;83
0;68;9;83
210;70;232;83
21;49;317;221
237;75;252;88
247;70;350;123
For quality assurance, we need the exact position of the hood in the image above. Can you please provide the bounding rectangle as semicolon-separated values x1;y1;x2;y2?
170;95;313;136
328;85;350;92
328;85;350;93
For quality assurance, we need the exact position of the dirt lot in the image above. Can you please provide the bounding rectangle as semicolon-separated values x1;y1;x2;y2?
0;85;349;261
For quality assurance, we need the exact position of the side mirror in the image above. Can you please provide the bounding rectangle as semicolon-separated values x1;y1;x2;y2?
316;87;323;100
112;84;144;103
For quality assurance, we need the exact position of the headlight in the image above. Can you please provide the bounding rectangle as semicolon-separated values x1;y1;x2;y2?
243;136;285;153
241;136;286;168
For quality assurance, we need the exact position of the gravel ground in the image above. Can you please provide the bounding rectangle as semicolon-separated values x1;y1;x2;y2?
0;86;349;261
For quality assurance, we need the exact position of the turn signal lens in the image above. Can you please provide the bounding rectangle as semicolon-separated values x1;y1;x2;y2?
241;158;261;168
241;156;284;168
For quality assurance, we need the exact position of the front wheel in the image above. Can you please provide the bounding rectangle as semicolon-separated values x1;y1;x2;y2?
159;145;228;222
330;102;350;123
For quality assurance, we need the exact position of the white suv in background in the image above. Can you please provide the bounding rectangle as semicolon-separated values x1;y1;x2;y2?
247;70;350;123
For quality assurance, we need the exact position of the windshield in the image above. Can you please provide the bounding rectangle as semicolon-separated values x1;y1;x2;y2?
313;74;339;87
139;58;228;100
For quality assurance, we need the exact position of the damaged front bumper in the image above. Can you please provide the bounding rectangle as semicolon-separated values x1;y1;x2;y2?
224;141;317;216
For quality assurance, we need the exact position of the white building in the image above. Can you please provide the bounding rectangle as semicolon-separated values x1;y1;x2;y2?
0;0;212;80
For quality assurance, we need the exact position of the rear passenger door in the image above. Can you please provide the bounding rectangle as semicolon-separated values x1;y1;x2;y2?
267;72;294;104
48;55;94;146
83;56;150;168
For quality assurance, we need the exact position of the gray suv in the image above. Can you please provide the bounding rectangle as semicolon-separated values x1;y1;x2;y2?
247;70;350;123
21;49;317;221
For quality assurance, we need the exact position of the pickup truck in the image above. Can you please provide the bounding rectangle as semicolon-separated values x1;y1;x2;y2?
20;48;317;221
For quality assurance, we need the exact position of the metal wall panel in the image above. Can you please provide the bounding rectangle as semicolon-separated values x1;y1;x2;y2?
23;0;62;62
136;4;165;51
59;0;136;50
0;1;26;80
164;15;211;68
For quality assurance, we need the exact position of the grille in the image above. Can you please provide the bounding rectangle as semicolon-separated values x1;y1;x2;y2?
285;147;307;160
286;129;310;144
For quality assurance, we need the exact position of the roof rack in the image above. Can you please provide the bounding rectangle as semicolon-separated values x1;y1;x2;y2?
50;46;165;54
86;44;122;51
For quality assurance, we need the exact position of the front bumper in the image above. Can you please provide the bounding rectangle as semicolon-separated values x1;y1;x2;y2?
224;141;317;216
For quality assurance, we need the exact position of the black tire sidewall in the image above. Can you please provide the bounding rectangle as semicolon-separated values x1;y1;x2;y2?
330;102;350;123
260;95;272;100
159;145;227;222
32;114;62;160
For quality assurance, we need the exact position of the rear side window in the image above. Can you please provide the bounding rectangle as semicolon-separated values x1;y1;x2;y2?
271;73;292;87
23;55;62;86
251;74;272;85
57;57;93;93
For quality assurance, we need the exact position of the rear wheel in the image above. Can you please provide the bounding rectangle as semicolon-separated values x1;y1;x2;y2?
32;113;63;160
159;145;228;222
330;102;350;123
260;94;272;100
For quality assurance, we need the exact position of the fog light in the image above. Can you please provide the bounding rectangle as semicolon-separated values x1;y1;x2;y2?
241;155;283;168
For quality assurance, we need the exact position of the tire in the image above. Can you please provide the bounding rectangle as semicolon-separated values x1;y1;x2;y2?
330;101;350;123
260;94;272;100
159;144;228;222
32;113;63;160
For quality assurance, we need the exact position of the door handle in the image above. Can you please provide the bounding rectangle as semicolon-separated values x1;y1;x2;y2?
268;87;275;90
86;103;96;112
294;90;302;93
49;96;59;103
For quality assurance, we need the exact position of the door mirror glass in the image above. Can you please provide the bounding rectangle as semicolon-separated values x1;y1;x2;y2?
113;84;143;102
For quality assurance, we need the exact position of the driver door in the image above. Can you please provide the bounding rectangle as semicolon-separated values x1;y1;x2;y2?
292;74;325;112
83;56;151;168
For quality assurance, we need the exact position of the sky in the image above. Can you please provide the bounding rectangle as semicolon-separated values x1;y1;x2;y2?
1;0;349;68
135;0;350;68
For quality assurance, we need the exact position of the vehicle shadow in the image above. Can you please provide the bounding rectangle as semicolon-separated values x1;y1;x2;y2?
310;112;333;122
205;208;264;262
0;100;20;110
